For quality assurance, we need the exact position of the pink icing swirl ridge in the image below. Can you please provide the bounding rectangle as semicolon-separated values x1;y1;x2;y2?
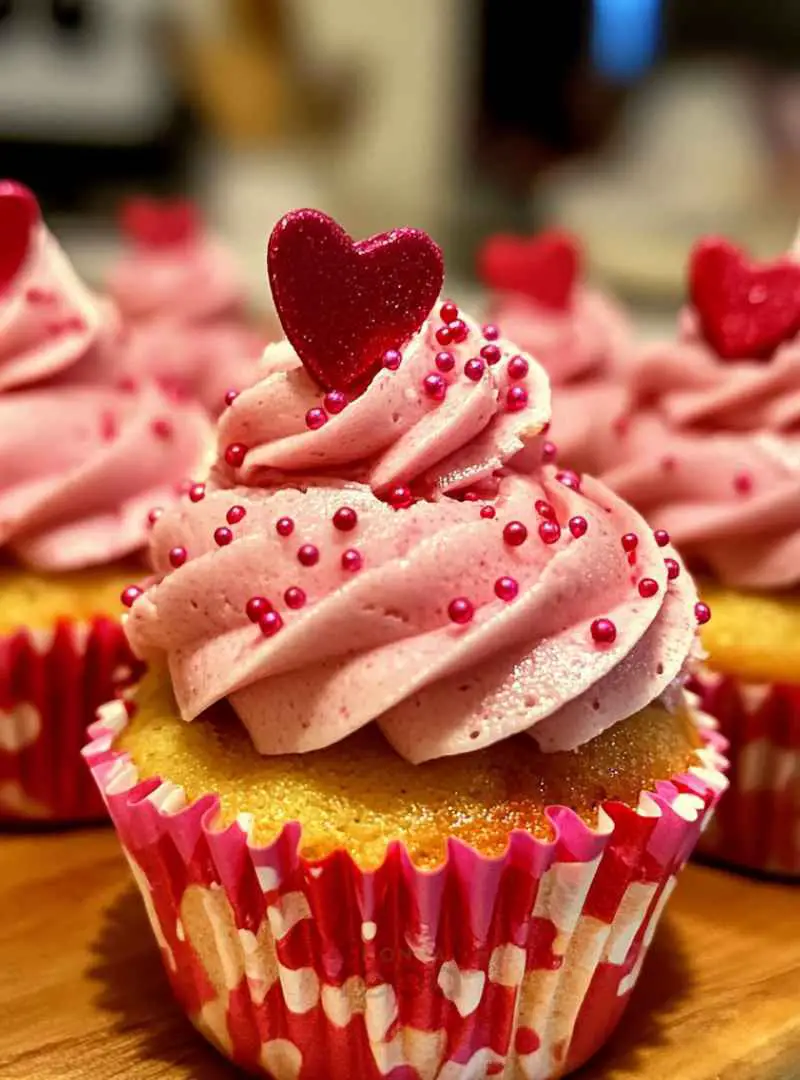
0;215;115;392
107;233;247;325
490;286;633;387
214;313;551;496
126;307;700;761
581;308;800;590
0;197;212;571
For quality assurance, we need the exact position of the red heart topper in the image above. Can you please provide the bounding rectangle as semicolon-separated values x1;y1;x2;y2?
120;197;201;250
689;237;800;361
477;229;582;312
0;181;39;298
268;209;444;391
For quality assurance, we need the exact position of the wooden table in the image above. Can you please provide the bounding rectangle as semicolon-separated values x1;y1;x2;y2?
0;828;798;1080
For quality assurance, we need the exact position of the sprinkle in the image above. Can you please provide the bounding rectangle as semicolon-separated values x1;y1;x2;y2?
276;517;295;537
654;529;670;547
507;355;529;380
224;443;248;468
214;526;233;546
638;578;659;598
297;544;320;567
189;483;206;503
480;344;501;365
621;533;638;553
665;557;680;581
480;506;496;519
333;507;358;531
482;323;499;341
259;610;283;637
494;576;519;602
388;485;414;510
147;507;163;526
423;372;447;401
448;597;474;624
324;389;348;414
224;389;239;407
538;520;561;544
695;601;711;625
503;521;528;546
227;505;246;524
568;516;588;538
440;301;459;323
341;548;363;572
246;597;271;622
305;407;328;430
284;587;307;609
506;386;528;411
542;441;557;463
382;348;402;370
591;618;616;644
464;358;485;381
120;585;142;608
169;546;187;568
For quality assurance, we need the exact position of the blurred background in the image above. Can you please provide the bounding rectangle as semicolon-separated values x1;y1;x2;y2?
2;0;800;311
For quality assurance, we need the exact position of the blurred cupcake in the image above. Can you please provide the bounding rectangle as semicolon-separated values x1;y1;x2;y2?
477;228;632;462
86;210;726;1078
0;181;211;822
566;236;800;876
107;196;267;415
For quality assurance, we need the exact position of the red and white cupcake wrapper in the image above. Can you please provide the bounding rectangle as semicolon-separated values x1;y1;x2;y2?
84;703;728;1080
691;670;800;877
0;618;138;822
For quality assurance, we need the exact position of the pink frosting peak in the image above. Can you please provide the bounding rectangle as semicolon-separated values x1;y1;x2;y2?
0;183;212;571
0;195;114;392
126;303;701;761
106;198;267;413
108;206;247;325
567;306;800;590
491;287;633;387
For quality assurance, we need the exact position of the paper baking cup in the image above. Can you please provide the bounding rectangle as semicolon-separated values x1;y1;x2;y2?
85;703;727;1080
691;669;800;877
0;618;138;822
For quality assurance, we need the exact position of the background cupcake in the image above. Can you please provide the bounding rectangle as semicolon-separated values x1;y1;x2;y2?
560;235;800;876
477;228;632;463
107;196;267;415
0;181;211;822
87;210;727;1079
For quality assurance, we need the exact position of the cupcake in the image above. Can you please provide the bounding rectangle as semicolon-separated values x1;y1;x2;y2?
477;228;632;463
565;236;800;876
0;181;211;821
107;196;267;415
86;210;727;1078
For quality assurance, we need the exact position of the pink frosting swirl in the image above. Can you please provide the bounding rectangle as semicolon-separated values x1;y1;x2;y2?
491;287;633;387
0;188;212;571
561;309;800;589
118;319;267;417
126;308;700;761
108;231;247;325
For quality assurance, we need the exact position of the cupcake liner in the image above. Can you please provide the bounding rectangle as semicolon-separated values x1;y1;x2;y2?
0;617;139;822
691;669;800;877
84;703;727;1080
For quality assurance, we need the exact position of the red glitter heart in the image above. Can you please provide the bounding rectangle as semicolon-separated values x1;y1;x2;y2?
689;237;800;360
268;209;444;391
478;229;581;312
120;197;201;249
0;181;39;298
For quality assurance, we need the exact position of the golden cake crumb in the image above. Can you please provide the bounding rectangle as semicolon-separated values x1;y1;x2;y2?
700;584;800;684
118;668;702;870
0;564;139;635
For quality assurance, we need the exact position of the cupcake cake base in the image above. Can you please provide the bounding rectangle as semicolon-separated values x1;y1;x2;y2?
84;675;728;1079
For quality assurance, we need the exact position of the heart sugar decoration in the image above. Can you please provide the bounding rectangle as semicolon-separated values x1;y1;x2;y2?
268;209;444;391
120;197;201;249
477;229;581;312
689;237;800;361
0;181;39;299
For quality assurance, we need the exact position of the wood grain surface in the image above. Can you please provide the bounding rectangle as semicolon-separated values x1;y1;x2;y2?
0;828;798;1080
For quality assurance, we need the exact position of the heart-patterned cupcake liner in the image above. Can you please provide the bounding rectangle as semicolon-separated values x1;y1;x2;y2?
0;617;138;822
691;670;800;877
84;699;727;1079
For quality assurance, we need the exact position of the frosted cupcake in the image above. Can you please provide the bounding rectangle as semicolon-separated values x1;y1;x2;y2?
477;228;632;463
107;197;266;415
570;236;800;876
0;181;211;821
86;210;726;1079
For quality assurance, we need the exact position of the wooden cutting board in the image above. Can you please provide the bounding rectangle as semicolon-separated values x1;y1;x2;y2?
0;829;797;1080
